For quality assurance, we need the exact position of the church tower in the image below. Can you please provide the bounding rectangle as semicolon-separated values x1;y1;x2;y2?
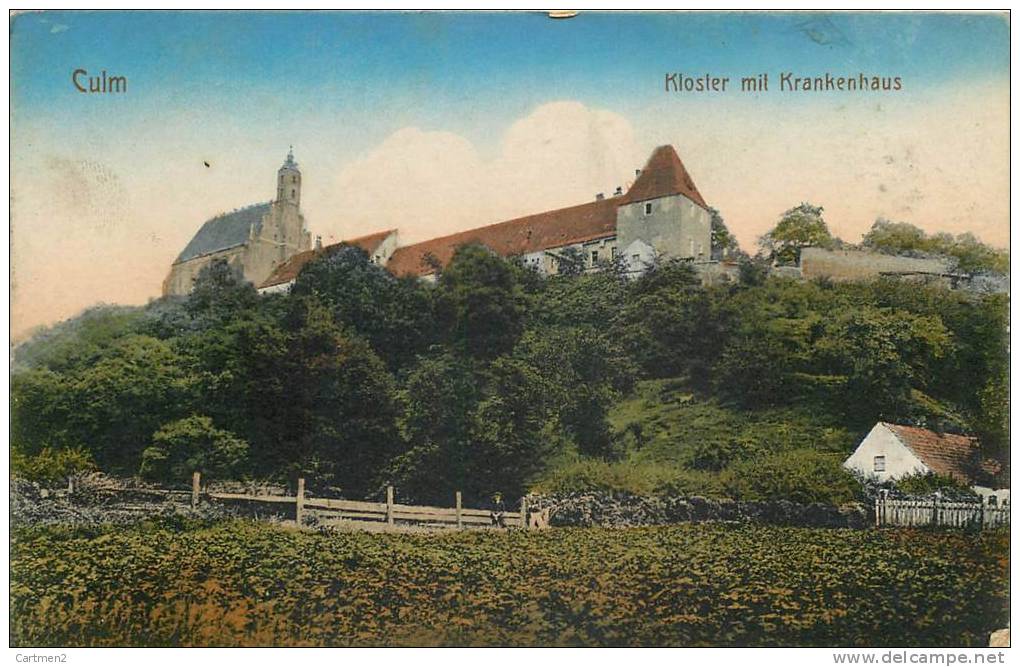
277;146;301;207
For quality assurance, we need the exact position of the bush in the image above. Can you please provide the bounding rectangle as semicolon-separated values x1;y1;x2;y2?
141;416;249;483
11;447;95;486
530;459;725;497
721;449;861;505
895;471;979;500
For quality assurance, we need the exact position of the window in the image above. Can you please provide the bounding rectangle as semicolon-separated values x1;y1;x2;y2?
291;189;296;198
632;254;640;262
644;202;653;215
611;246;618;260
591;251;599;264
873;456;886;473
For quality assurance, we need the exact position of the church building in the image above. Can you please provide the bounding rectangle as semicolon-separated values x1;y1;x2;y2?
163;148;312;296
258;144;712;292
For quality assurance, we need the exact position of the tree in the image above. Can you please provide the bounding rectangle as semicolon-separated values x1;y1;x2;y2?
273;297;401;495
759;203;835;265
709;207;740;260
64;334;198;473
514;327;636;458
553;246;587;277
815;306;950;420
389;351;481;503
437;245;526;359
290;245;437;371
141;415;249;483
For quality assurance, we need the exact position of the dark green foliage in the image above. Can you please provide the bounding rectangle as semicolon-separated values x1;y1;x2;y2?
722;449;861;505
894;471;978;499
863;219;1009;275
9;235;1009;502
437;244;526;359
11;447;95;485
758;203;838;265
709;207;741;260
141;416;248;483
290;245;436;371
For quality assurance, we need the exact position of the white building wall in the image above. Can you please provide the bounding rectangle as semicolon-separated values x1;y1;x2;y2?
843;423;930;482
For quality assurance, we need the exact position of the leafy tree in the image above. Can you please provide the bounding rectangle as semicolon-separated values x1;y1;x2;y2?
815;306;950;420
273;298;401;495
140;415;249;483
553;246;588;277
514;327;635;458
862;219;1008;275
389;351;481;503
11;369;70;455
185;259;259;328
290;245;437;371
63;335;198;473
618;260;726;384
437;245;526;359
709;207;740;260
759;203;836;265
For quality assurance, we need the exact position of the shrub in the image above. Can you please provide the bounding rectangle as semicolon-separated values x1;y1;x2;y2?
895;471;979;500
141;416;248;483
530;459;725;497
721;449;861;505
11;446;95;486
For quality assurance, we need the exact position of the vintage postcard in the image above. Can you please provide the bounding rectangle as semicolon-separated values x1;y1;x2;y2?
8;9;1010;654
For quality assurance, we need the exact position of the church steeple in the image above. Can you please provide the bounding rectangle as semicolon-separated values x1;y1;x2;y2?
277;146;301;207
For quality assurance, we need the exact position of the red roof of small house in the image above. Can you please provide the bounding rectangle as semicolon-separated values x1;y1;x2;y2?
386;144;708;277
260;229;395;288
624;145;709;209
882;422;1002;485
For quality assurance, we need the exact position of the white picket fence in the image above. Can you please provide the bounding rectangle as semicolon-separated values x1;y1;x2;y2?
875;496;1009;529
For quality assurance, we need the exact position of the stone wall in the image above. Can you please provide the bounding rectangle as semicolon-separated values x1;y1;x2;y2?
527;491;870;529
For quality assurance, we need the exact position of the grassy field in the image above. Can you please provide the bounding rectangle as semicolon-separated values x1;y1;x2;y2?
10;520;1008;647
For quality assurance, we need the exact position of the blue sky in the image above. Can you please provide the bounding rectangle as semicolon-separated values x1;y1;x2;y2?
10;11;1009;336
11;11;1009;154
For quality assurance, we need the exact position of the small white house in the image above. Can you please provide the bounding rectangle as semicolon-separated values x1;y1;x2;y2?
844;422;1008;503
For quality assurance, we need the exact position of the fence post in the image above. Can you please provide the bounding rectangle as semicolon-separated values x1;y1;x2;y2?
296;477;305;527
521;496;529;531
932;492;941;528
191;471;201;508
67;476;74;494
386;486;394;525
455;491;463;530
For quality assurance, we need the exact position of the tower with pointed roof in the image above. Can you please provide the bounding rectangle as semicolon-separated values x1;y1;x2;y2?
163;148;312;296
277;146;302;208
614;145;712;270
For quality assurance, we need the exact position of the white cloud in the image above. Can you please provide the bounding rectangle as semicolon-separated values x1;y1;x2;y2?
316;101;643;245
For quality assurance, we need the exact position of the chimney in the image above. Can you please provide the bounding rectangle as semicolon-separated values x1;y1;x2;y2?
314;235;322;250
614;186;623;196
595;192;605;200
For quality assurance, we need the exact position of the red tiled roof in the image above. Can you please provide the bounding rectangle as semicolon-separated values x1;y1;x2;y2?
624;145;709;209
260;229;395;288
386;198;619;277
882;422;1001;485
361;144;708;278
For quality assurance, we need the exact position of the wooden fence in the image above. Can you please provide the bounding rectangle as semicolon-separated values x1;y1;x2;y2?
875;495;1009;529
194;473;527;530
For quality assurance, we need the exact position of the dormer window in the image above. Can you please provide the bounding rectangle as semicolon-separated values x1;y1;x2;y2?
644;202;653;215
